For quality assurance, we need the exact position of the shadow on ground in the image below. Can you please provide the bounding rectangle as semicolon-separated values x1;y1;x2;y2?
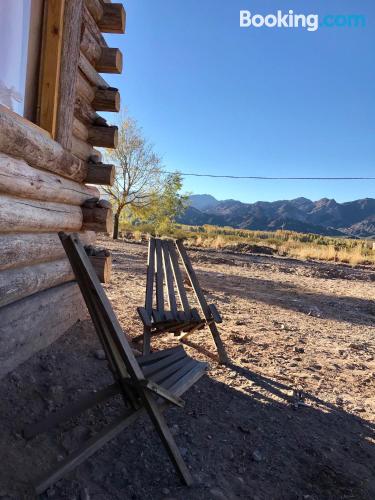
0;320;374;500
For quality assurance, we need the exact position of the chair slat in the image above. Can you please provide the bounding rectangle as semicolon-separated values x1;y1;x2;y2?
145;238;156;314
161;240;178;319
142;349;187;378
150;356;192;385
155;239;165;313
138;346;184;366
167;240;191;319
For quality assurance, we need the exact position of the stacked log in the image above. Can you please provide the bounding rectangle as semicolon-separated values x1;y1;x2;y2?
0;231;96;271
0;0;126;379
0;282;87;379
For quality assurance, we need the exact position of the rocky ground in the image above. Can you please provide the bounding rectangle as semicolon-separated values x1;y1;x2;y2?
0;237;374;500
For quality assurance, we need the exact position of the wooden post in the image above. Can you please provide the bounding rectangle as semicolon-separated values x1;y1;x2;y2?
37;0;65;136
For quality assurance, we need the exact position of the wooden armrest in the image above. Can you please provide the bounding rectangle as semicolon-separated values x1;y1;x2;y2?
137;307;152;327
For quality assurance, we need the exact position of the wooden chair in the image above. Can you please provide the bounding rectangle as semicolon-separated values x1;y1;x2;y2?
136;237;229;364
23;232;208;494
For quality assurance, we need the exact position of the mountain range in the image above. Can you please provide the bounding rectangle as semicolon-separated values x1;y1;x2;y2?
178;195;375;238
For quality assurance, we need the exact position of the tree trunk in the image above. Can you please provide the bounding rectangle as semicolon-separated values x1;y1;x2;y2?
113;212;120;239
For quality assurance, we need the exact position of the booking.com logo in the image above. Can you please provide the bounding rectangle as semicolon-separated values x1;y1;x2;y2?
240;10;366;32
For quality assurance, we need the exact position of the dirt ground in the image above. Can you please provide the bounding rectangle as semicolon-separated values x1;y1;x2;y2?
0;237;374;500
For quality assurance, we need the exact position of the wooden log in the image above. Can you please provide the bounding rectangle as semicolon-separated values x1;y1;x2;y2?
0;282;87;380
82;4;106;47
0;106;88;183
81;24;102;64
92;88;120;112
0;259;75;308
85;163;115;185
82;205;113;233
85;0;103;22
74;95;99;124
72;136;102;162
97;48;123;74
56;0;83;149
0;232;96;272
79;52;108;88
76;71;96;103
0;153;99;205
98;3;126;33
88;125;118;148
89;255;112;283
73;118;89;142
0;195;83;233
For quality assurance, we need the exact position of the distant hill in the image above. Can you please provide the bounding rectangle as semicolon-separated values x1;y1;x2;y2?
178;195;375;238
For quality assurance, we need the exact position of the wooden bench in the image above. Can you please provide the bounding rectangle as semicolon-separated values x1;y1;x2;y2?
24;232;208;494
136;237;229;364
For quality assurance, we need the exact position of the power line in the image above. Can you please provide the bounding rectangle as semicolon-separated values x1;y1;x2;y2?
163;171;375;181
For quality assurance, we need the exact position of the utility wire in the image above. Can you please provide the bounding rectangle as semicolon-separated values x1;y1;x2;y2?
163;171;375;180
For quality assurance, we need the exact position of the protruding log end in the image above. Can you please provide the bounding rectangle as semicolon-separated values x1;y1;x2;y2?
88;125;118;148
88;254;112;283
92;88;120;112
82;204;113;233
97;48;123;74
98;3;126;33
85;163;115;186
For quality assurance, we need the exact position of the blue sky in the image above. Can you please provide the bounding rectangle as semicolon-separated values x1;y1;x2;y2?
103;1;375;203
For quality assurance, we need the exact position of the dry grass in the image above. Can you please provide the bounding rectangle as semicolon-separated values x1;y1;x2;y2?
120;223;375;266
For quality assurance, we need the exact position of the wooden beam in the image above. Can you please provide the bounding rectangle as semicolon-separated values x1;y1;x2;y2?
82;205;113;233
56;0;84;149
0;106;88;182
0;259;75;308
85;163;115;185
88;125;118;148
72;136;102;162
0;282;87;380
0;232;96;272
89;254;112;283
0;195;83;233
0;153;99;205
97;48;123;74
85;0;103;22
98;3;126;33
73;118;89;142
79;52;109;88
76;72;96;103
92;88;120;112
38;0;65;136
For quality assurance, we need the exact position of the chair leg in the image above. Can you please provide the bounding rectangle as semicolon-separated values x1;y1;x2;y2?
143;326;151;355
141;391;193;486
208;323;229;364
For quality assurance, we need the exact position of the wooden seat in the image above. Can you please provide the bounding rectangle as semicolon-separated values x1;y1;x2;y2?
23;233;208;495
136;237;229;364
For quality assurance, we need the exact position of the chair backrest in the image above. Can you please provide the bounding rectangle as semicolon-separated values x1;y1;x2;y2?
59;232;145;388
145;237;193;323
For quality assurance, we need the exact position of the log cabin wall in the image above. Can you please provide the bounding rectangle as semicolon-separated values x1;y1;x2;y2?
0;0;125;379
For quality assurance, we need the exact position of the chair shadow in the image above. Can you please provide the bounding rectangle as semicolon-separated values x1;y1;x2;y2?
201;270;375;327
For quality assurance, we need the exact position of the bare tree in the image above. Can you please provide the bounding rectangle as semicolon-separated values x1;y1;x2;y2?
103;116;163;239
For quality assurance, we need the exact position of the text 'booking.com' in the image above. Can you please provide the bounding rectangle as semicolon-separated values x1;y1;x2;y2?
240;10;366;32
